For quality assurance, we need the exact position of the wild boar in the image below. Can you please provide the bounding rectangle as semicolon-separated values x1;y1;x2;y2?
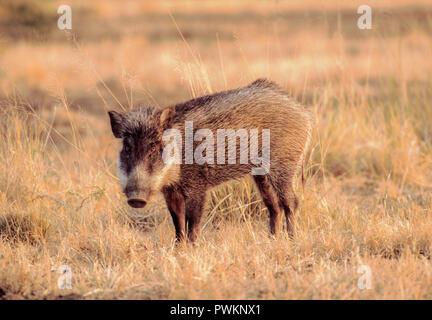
108;79;312;242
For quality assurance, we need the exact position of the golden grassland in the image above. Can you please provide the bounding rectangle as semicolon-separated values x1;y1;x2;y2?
0;0;432;299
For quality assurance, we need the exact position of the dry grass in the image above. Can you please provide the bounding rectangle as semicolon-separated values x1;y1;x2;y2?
0;0;432;299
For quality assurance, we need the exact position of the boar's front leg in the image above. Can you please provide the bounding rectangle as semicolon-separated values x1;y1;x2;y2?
162;187;186;242
185;191;207;242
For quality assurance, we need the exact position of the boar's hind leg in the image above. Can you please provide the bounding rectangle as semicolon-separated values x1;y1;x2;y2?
253;175;283;235
185;192;207;242
273;173;298;238
163;187;186;242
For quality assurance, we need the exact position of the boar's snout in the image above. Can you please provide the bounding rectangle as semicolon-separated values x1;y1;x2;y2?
127;198;147;208
125;182;151;208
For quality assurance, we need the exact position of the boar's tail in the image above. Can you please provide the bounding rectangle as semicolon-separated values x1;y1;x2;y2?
301;161;305;195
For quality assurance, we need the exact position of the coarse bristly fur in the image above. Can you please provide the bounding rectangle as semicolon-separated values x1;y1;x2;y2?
108;78;313;242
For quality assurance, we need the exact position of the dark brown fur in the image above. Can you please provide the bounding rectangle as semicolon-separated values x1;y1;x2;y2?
109;79;313;242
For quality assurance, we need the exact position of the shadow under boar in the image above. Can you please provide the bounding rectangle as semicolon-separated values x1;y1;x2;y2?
108;79;313;242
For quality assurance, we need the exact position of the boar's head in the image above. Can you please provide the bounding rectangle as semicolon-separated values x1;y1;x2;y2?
108;106;178;208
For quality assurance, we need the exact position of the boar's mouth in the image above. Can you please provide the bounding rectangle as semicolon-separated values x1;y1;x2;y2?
127;199;147;208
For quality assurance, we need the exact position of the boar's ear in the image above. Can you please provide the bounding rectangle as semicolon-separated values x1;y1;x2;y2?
108;111;126;138
159;106;175;132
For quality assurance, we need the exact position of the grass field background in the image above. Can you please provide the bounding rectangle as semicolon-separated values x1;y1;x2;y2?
0;0;432;299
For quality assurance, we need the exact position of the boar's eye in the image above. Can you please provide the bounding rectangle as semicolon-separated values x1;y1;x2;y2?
147;142;158;154
123;138;132;153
